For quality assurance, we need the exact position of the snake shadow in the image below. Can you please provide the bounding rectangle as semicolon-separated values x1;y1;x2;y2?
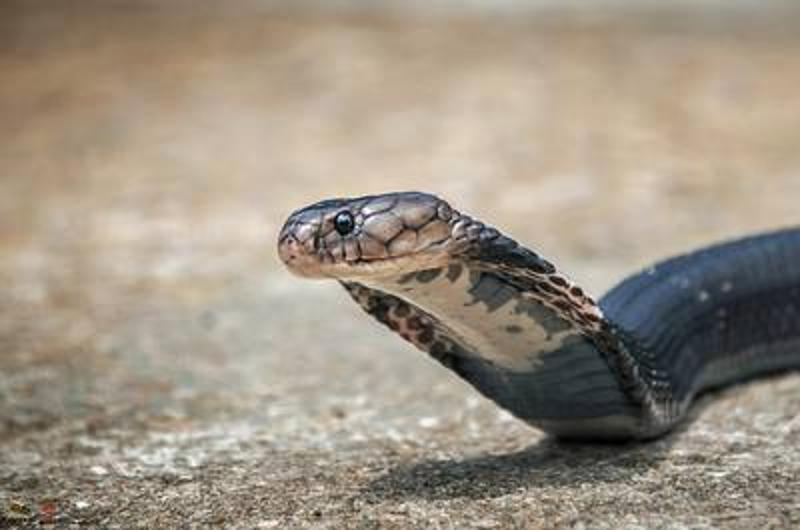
361;406;712;502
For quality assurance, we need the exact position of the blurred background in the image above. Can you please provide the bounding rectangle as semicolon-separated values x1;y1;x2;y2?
1;1;799;527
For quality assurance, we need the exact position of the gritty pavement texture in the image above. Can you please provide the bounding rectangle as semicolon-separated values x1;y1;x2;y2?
1;2;800;528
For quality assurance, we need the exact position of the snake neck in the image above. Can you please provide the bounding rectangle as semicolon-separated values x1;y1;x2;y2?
354;262;602;372
342;255;673;439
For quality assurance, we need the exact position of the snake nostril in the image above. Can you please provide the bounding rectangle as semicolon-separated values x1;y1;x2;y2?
278;235;302;263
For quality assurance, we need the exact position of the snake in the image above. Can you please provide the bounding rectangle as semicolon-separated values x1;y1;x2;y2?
277;191;800;440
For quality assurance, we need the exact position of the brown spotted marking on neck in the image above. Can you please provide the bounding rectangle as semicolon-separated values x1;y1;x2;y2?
341;281;468;372
345;257;608;373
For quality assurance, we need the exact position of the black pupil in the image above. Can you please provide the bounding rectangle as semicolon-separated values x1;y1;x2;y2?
334;211;355;235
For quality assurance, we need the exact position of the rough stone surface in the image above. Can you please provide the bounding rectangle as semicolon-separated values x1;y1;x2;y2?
1;2;799;528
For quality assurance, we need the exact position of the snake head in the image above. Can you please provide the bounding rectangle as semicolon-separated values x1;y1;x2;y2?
278;192;460;279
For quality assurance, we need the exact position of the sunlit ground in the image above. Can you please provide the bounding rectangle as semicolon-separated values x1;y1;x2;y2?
1;2;799;527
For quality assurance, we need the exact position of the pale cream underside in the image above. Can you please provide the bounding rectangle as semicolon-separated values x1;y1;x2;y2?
362;269;579;373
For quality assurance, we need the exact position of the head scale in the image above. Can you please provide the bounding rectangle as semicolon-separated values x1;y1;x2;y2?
278;192;460;279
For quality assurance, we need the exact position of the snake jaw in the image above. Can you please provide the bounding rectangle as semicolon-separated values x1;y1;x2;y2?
279;236;454;280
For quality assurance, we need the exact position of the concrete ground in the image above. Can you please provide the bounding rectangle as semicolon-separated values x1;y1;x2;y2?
1;2;799;528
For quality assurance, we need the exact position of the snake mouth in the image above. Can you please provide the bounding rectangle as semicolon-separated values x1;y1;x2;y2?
280;241;453;280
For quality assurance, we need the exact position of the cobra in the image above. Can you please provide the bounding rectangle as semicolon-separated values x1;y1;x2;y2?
277;191;800;440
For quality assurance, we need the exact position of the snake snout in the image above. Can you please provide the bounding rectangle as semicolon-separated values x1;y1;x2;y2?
277;221;322;277
277;232;299;264
277;228;302;265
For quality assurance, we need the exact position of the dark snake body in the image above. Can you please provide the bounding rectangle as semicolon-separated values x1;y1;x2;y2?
278;192;800;440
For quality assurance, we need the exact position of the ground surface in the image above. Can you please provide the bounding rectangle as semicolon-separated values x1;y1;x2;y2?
1;2;799;528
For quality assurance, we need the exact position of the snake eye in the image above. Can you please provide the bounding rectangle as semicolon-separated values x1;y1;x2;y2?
334;211;355;236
